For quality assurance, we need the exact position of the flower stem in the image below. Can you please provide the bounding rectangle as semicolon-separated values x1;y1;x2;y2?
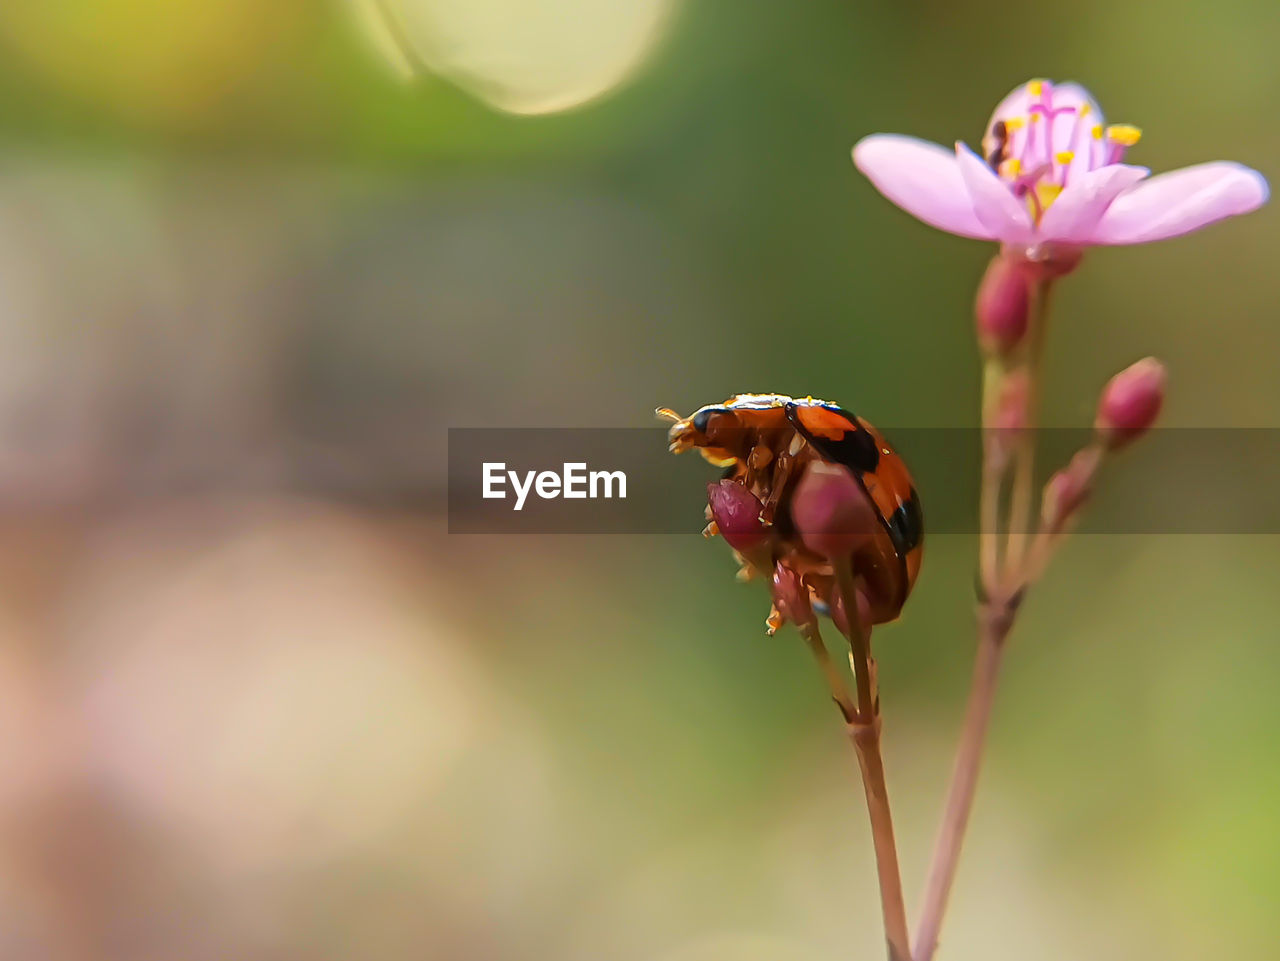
978;359;1005;592
798;620;857;723
833;562;876;719
913;282;1057;958
1020;443;1106;588
832;560;912;961
1004;277;1054;572
912;599;1013;961
850;717;913;961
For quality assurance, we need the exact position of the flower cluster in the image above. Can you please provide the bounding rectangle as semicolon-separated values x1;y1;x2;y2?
846;80;1258;961
662;77;1266;961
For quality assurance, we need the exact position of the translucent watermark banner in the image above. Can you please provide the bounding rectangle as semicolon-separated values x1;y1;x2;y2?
447;428;1280;534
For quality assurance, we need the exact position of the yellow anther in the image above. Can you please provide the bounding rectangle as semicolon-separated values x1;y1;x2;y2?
1035;183;1063;206
1000;157;1022;177
1055;151;1075;165
1030;112;1042;124
1106;124;1142;146
1004;116;1026;131
1078;103;1092;117
1091;124;1104;140
1027;80;1044;97
1026;182;1063;222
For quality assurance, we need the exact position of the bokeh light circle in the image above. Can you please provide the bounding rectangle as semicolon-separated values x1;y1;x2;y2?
59;499;486;874
352;0;680;114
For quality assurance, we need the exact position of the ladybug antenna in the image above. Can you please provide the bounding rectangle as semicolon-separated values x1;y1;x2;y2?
654;407;683;424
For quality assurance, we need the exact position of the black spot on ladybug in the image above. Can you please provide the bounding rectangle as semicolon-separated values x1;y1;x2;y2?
783;403;880;473
824;426;881;475
887;488;923;555
692;409;714;434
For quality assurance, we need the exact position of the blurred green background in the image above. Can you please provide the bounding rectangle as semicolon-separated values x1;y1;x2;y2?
0;1;1277;959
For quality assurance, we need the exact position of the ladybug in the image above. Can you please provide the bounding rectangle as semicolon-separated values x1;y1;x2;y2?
658;393;923;624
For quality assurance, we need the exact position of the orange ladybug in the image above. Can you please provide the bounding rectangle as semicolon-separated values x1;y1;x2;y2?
659;394;922;625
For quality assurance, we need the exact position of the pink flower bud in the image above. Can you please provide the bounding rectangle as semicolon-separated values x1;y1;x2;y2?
1041;448;1100;533
1095;357;1166;449
790;462;878;559
974;255;1028;355
770;562;812;627
706;480;769;552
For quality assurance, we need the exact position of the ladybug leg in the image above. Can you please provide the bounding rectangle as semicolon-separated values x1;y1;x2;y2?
760;435;803;524
748;443;774;475
737;442;772;505
759;457;790;524
765;604;785;635
701;500;717;539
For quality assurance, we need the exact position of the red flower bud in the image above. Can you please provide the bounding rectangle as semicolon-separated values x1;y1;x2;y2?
975;254;1029;355
1095;357;1166;449
790;462;878;559
706;480;769;552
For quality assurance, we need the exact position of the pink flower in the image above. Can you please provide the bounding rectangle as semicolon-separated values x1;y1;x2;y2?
853;79;1268;252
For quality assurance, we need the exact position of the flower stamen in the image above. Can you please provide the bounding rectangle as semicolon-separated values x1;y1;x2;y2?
987;83;1140;221
1104;123;1141;164
1107;124;1142;146
1021;112;1040;168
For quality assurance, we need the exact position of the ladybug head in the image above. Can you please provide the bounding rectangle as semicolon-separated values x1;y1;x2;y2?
656;405;722;456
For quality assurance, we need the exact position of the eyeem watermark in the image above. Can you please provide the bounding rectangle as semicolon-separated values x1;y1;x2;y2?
482;462;627;511
448;428;1280;533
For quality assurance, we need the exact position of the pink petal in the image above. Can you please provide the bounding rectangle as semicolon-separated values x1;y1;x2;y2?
1091;162;1269;245
954;142;1034;244
1037;163;1149;244
853;134;995;240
